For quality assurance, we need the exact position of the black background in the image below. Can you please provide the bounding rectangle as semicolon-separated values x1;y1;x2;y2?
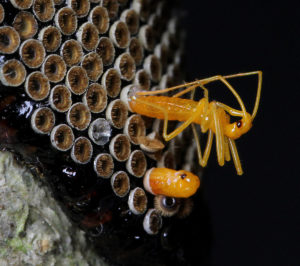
181;2;300;266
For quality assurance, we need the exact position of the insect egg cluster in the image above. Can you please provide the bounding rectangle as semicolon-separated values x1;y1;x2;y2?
0;0;198;246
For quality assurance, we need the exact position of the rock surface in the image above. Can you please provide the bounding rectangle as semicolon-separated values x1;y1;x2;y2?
0;151;107;266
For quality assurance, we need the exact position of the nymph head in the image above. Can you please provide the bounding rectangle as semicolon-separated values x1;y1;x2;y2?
225;113;253;140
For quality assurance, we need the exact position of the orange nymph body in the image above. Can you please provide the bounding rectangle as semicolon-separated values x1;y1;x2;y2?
143;168;200;198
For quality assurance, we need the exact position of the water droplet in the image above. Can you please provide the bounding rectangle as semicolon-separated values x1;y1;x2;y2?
88;118;112;145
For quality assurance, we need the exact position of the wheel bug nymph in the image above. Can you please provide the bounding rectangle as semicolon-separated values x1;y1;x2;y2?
127;71;262;175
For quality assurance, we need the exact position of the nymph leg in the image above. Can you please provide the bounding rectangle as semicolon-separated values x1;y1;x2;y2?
191;124;213;167
173;83;208;99
224;136;231;162
201;71;262;119
215;102;244;117
212;103;225;166
228;138;243;175
135;80;203;96
200;75;248;117
223;71;262;119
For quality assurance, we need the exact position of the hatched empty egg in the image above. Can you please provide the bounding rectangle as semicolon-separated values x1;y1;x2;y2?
127;37;144;66
50;124;74;151
124;114;146;145
33;0;55;22
83;83;107;113
12;11;38;40
109;20;130;49
55;7;77;35
38;26;62;52
143;208;162;235
81;52;103;81
61;39;84;67
66;66;89;95
134;69;151;91
139;25;155;51
126;150;147;177
128;187;148;215
93;153;114;178
120;84;135;111
0;59;26;87
106;99;128;129
67;0;90;18
101;68;121;97
100;0;119;19
88;118;111;145
144;54;162;83
121;9;139;35
67;103;91;131
114;53;136;81
109;134;131;162
42;54;66;83
77;22;99;51
96;37;115;66
71;137;93;164
89;6;110;34
111;171;130;197
25;71;50;101
49;85;72;113
0;26;20;54
154;43;168;70
19;39;45;68
31;107;55;134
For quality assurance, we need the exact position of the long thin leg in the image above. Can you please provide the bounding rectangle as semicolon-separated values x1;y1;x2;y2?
224;136;231;162
137;82;208;100
173;82;209;99
205;71;262;119
215;102;244;117
212;103;225;166
134;75;222;98
199;75;248;117
135;80;206;96
223;71;262;119
228;138;243;175
191;124;214;167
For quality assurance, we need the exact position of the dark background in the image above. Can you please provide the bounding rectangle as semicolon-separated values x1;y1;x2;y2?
181;2;300;266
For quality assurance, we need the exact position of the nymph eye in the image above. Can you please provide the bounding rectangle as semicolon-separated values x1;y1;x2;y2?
180;173;187;179
237;120;242;128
